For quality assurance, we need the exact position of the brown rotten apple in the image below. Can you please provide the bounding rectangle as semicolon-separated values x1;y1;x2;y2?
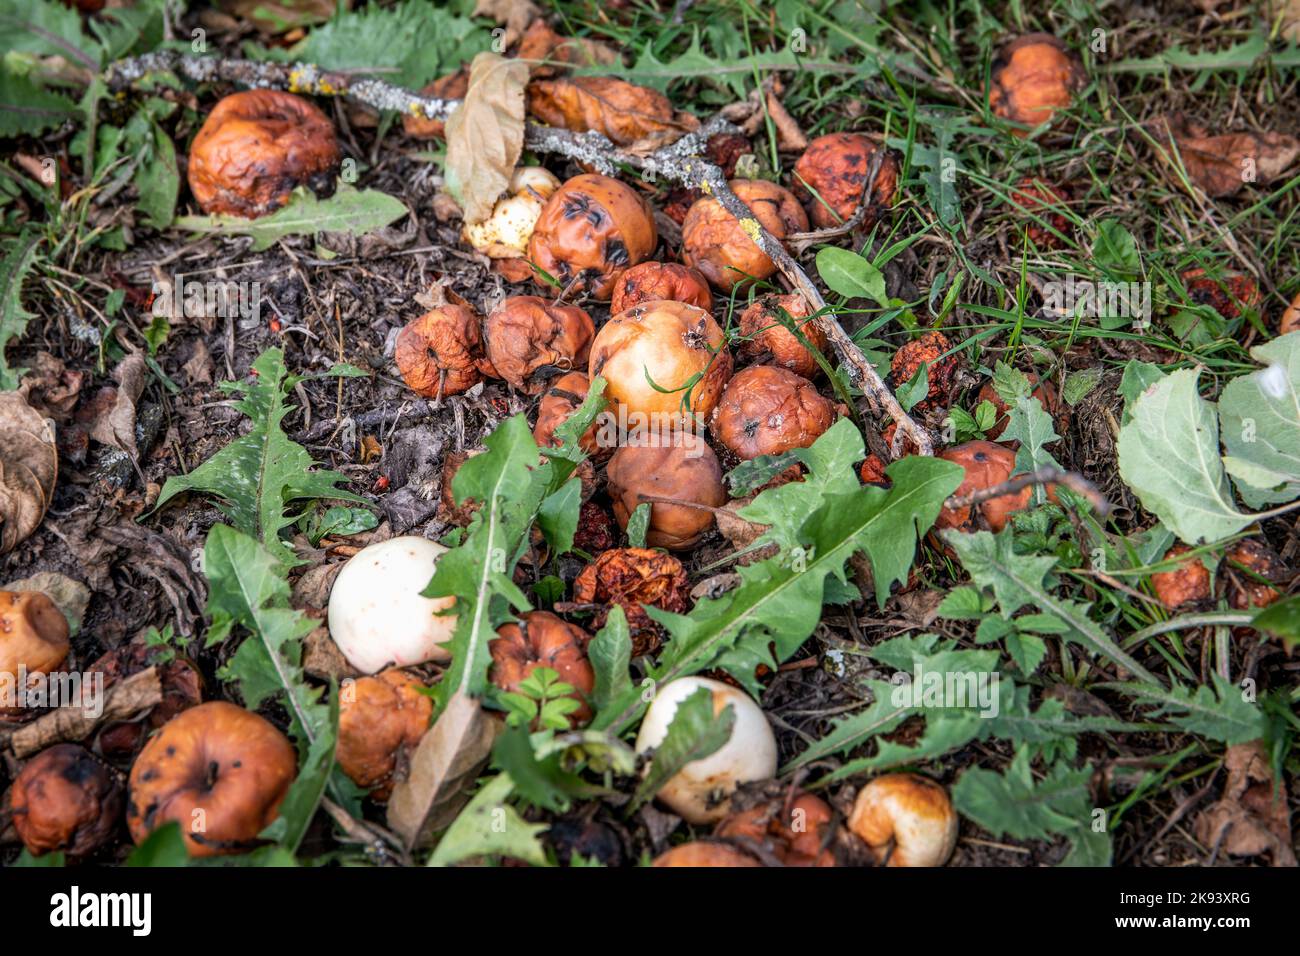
736;293;827;379
987;34;1086;135
188;90;342;218
1010;177;1073;248
89;643;204;758
572;547;691;656
127;701;296;857
394;304;494;399
606;431;726;550
935;441;1039;533
609;262;713;315
1282;291;1300;336
791;132;900;229
0;590;70;715
889;330;963;413
1180;268;1261;322
527;173;658;299
652;842;762;867
589;299;733;425
711;366;837;460
484;296;594;395
1225;539;1289;610
337;669;432;800
682;179;809;292
490;611;594;726
8;744;123;858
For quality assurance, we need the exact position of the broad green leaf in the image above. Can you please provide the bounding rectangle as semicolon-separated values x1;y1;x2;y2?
152;349;364;565
1218;333;1300;507
816;247;888;305
1091;220;1142;280
624;502;651;549
536;478;581;556
1251;594;1300;652
1117;359;1166;424
1117;368;1251;544
173;184;407;252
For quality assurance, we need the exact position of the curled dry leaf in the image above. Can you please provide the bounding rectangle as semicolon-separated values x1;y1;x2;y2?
526;76;698;152
89;352;147;460
1194;740;1296;866
472;0;540;51
10;667;162;759
1158;115;1300;199
445;53;530;225
0;390;57;555
386;689;500;849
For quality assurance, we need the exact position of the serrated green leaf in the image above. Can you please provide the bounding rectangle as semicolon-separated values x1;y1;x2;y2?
0;229;41;390
427;773;549;867
204;523;335;851
152;349;365;565
943;528;1159;684
0;66;76;137
589;605;633;719
536;478;580;556
172;184;407;252
624;501;650;549
1103;675;1266;744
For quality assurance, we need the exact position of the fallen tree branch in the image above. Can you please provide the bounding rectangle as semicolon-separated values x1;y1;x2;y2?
105;52;933;455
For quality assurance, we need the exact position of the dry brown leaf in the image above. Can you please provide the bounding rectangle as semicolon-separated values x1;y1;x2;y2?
526;76;698;153
9;667;162;758
89;352;147;460
515;19;622;77
1159;115;1300;198
764;90;808;152
0;390;57;555
19;352;83;422
1194;740;1296;866
472;0;540;51
386;689;500;849
445;52;529;225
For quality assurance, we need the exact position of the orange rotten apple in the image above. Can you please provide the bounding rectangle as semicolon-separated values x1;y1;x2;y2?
187;90;341;218
589;299;733;425
710;366;837;460
889;330;963;413
1150;544;1211;610
682;179;809;292
1224;539;1289;610
490;611;595;726
935;441;1040;533
652;842;762;867
791;132;900;229
127;702;296;857
394;304;494;398
609;262;713;314
605;431;727;551
736;293;827;379
484;296;594;395
715;792;837;867
987;34;1086;135
848;773;958;867
533;371;602;455
0;590;70;715
527;173;658;299
337;668;433;800
975;371;1065;441
1281;291;1300;336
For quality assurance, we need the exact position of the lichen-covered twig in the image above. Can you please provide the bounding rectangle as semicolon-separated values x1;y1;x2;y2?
105;51;933;455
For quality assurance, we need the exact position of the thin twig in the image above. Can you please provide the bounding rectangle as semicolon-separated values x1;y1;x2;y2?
945;465;1111;517
105;51;933;456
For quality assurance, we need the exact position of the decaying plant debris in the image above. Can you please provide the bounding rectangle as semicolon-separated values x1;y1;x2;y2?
1;0;1299;871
